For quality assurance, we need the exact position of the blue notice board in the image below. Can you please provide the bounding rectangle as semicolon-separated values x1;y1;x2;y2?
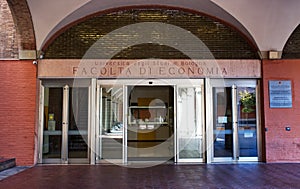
269;80;292;108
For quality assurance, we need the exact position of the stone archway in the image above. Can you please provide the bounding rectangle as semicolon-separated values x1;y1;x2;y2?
5;0;36;58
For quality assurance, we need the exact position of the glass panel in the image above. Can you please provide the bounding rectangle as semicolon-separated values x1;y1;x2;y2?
68;87;89;158
177;87;202;160
99;85;124;160
127;86;174;160
213;87;233;158
237;87;258;157
43;87;63;159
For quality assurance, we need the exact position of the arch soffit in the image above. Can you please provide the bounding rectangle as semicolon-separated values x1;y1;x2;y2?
6;0;36;51
40;2;258;53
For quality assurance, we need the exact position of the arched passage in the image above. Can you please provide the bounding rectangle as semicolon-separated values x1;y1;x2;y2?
43;8;259;59
38;7;262;165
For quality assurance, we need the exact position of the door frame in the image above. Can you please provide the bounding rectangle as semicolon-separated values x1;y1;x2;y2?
206;78;262;163
38;79;91;164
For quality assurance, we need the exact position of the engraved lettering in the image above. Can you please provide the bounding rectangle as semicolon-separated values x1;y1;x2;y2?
198;68;203;75
126;68;131;75
81;68;87;75
169;67;175;75
188;67;194;75
178;68;185;74
110;67;116;75
206;68;213;75
222;68;227;75
91;67;97;75
73;67;78;75
140;67;146;75
159;67;166;75
100;68;107;75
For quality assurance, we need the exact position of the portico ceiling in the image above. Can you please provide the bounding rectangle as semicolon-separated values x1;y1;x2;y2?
26;0;300;53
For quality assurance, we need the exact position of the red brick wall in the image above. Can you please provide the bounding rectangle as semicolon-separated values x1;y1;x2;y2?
0;60;37;165
263;59;300;162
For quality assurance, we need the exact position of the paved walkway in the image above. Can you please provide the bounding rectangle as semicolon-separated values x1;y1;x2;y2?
1;163;300;189
0;166;29;181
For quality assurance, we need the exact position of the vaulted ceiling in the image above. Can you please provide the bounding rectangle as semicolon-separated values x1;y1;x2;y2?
7;0;300;57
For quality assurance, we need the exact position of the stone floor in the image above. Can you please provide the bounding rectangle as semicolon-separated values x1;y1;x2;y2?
1;163;300;189
0;166;30;181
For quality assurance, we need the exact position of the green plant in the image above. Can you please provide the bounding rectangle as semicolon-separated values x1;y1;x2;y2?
239;90;256;113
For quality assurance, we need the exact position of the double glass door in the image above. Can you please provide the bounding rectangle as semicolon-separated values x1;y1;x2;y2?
40;81;90;164
96;79;204;164
207;79;261;162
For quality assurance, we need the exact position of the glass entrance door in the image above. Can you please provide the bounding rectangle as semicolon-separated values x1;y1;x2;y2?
207;79;260;162
126;85;174;162
96;83;124;164
41;82;90;164
96;79;204;164
176;81;204;163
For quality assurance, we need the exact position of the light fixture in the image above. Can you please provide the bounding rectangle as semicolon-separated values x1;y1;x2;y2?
268;51;280;59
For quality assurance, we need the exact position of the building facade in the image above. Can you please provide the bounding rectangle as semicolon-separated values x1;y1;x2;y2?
1;0;300;165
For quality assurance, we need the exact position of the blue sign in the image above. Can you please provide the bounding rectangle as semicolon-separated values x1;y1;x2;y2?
269;80;292;108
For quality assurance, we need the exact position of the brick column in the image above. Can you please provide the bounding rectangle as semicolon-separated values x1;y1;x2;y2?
0;60;37;165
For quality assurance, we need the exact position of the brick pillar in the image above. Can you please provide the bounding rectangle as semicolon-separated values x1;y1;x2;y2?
0;60;37;165
263;59;300;162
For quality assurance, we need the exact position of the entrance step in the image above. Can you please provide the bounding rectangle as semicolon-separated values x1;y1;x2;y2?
0;158;16;172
